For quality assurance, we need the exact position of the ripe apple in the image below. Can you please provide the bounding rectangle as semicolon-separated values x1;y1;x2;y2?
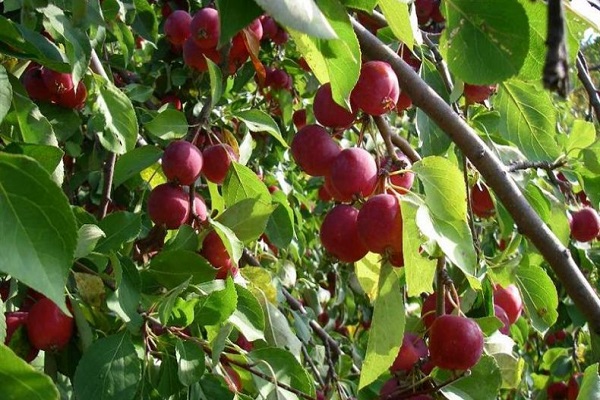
183;37;222;72
421;292;457;329
164;10;192;45
390;332;428;372
320;204;368;263
429;315;484;370
147;183;191;229
291;125;341;177
381;151;414;194
357;194;403;254
55;81;87;110
464;84;497;104
313;83;357;129
471;182;495;218
41;68;74;95
568;373;582;400
22;65;54;102
259;15;278;39
569;207;600;242
160;94;183;111
328;148;378;200
494;305;510;335
292;109;307;130
5;312;39;362
415;0;435;24
200;231;238;279
547;382;568;400
201;143;239;184
395;91;413;113
351;61;400;116
162;140;203;185
318;184;332;202
190;8;220;49
266;68;292;91
26;298;74;351
493;284;523;324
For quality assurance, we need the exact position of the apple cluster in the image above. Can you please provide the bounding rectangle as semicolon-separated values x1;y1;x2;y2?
21;63;87;110
146;139;239;278
3;289;74;363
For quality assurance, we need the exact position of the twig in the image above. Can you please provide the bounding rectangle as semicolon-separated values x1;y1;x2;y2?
374;116;422;163
576;52;600;122
507;159;567;172
301;344;326;387
543;0;569;97
351;17;600;333
462;155;480;263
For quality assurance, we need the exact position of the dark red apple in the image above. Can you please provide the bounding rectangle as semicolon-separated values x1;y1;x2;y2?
201;143;238;184
200;231;238;279
381;151;414;194
493;284;523;324
421;292;456;329
494;305;510;335
429;315;484;370
22;65;54;102
259;15;278;39
569;207;600;242
471;182;495;218
164;10;192;45
183;37;222;72
291;125;341;177
292;109;307;130
190;8;220;49
464;84;497;104
320;204;368;263
162;140;203;185
390;332;428;372
357;194;403;254
313;83;357;129
395;91;413;113
351;61;400;116
5;312;39;362
55;81;87;110
41;68;74;95
147;183;190;229
568;373;582;400
26;298;74;351
328;148;378;200
547;382;568;400
160;94;183;110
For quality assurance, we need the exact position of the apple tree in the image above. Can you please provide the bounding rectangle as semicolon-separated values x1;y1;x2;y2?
2;0;600;399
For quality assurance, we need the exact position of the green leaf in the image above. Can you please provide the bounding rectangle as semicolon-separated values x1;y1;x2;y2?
41;5;92;84
0;153;76;314
132;0;158;42
253;0;337;39
121;84;154;103
402;201;436;297
73;333;141;400
0;16;69;72
228;284;265;341
0;344;59;400
216;198;275;243
440;0;529;84
90;75;139;154
144;109;189;140
223;162;271;207
148;250;216;289
206;57;224;107
578;363;600;400
496;80;560;162
96;211;142;253
262;298;302;359
176;339;205;386
265;190;295;248
108;257;143;332
197;374;235;399
435;355;503;400
233;110;287;148
3;143;64;175
195;278;238;326
0;66;11;125
113;145;163;187
355;252;382;300
37;102;82;142
164;225;201;253
515;264;558;333
109;21;136;68
157;353;182;397
158;278;191;326
215;0;263;48
378;0;413;49
75;224;106;258
341;0;378;11
359;264;405;389
289;0;360;110
417;59;451;156
566;120;596;156
249;347;315;398
210;220;244;264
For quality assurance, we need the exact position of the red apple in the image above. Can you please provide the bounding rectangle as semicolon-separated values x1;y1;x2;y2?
464;84;497;104
547;382;568;400
190;8;220;49
494;305;510;335
147;183;191;229
183;37;222;72
55;81;87;110
568;373;582;400
320;204;368;263
429;315;484;370
41;68;74;95
5;312;39;362
162;140;203;185
26;298;74;351
493;284;523;324
313;83;357;129
291;125;341;177
390;332;428;372
357;194;403;254
351;61;400;116
569;207;600;242
471;182;494;218
200;231;238;279
164;10;192;45
421;292;457;330
328;148;378;201
292;109;307;130
201;143;238;184
381;151;414;194
22;65;54;102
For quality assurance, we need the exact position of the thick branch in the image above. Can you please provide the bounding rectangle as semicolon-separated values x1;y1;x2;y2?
576;52;600;121
351;18;600;333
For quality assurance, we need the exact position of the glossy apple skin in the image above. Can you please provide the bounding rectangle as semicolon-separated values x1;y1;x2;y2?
568;373;582;400
164;10;192;45
547;382;569;400
421;292;456;329
351;61;400;116
390;332;428;372
162;140;203;185
183;37;222;72
41;68;74;95
292;109;307;130
320;204;368;263
26;298;74;351
357;194;403;254
200;231;238;279
190;8;220;49
291;125;341;177
464;84;497;104
493;284;523;324
570;207;600;242
5;312;39;362
55;81;87;110
471;182;495;218
328;148;378;201
202;144;238;184
313;83;357;129
429;315;484;370
22;65;54;102
147;184;190;229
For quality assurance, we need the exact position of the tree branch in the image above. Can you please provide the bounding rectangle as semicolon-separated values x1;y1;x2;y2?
373;116;421;163
351;18;600;333
507;159;567;173
543;0;569;97
576;52;600;122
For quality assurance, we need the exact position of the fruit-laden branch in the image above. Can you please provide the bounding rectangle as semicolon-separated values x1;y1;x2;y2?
576;52;600;122
350;18;600;333
90;50;117;220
